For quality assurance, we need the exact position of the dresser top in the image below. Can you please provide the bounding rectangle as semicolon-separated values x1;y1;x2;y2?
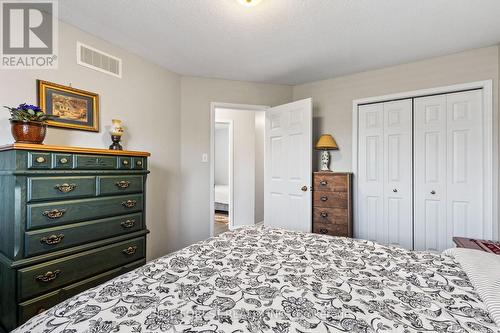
0;143;150;157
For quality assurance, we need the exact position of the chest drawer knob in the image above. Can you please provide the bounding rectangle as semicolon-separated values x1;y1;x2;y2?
319;228;329;234
42;209;66;219
122;160;130;166
121;219;136;228
320;212;329;218
54;183;77;193
35;156;46;164
320;196;328;202
59;157;69;164
320;180;328;186
35;270;61;283
122;200;137;208
40;234;64;245
116;180;131;189
136;160;143;166
122;246;137;255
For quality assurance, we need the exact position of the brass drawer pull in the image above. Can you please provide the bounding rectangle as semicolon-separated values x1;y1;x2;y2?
122;160;130;166
121;219;136;228
122;200;137;208
59;157;69;164
136;160;143;167
320;180;328;186
40;234;64;245
35;156;46;164
320;196;328;202
54;183;77;193
320;212;328;218
42;209;66;219
35;270;61;283
122;246;137;255
116;180;131;189
319;228;329;234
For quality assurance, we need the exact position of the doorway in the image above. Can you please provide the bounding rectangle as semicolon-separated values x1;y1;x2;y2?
210;103;267;236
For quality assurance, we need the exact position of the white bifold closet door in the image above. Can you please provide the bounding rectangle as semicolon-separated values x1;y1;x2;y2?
414;90;485;251
357;99;413;249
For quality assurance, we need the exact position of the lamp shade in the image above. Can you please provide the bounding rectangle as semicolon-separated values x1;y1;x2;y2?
315;134;338;150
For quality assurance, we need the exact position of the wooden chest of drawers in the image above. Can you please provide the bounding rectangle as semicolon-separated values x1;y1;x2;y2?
312;172;353;237
0;144;150;332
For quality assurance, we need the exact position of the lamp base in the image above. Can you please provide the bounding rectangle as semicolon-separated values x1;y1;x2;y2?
320;150;331;171
109;135;123;151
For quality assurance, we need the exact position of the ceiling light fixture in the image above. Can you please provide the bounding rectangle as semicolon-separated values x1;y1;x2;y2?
237;0;263;7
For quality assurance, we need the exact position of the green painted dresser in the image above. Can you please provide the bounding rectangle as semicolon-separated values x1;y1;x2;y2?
0;144;150;332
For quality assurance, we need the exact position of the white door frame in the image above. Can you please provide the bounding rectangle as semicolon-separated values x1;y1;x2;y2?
210;102;269;237
214;119;234;232
352;80;496;241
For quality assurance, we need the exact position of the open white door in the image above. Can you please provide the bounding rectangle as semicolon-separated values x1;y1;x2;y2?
264;98;312;232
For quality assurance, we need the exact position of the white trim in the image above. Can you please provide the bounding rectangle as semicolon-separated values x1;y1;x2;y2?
214;119;234;231
76;41;122;78
352;80;496;241
209;102;269;237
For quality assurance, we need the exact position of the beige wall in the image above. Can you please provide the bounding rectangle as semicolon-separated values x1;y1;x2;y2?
179;77;292;250
0;22;182;260
293;45;500;239
293;46;499;172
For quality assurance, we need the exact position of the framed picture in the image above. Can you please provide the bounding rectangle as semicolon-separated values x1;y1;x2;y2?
37;80;99;132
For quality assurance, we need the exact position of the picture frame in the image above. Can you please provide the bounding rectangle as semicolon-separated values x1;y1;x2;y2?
37;80;99;132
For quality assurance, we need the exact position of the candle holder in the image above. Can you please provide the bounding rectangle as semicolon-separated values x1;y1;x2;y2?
109;119;124;151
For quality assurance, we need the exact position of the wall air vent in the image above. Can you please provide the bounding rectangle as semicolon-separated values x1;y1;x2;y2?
77;42;122;78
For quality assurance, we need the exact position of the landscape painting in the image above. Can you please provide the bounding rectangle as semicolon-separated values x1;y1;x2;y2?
37;80;99;132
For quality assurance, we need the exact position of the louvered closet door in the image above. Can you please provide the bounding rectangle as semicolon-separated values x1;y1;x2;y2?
357;100;412;248
414;90;485;251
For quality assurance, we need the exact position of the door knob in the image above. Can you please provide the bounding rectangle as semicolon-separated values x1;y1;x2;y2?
393;189;398;193
301;186;308;192
430;190;436;195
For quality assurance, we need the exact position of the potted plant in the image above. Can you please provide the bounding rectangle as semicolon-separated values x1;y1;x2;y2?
4;103;58;144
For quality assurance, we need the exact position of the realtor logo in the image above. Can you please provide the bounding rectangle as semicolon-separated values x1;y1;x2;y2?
1;0;58;69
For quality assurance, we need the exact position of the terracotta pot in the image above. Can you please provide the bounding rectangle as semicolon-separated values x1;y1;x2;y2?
10;121;47;144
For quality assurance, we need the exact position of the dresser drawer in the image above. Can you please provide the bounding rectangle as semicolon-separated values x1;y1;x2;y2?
24;213;143;257
27;194;143;230
18;237;145;300
28;152;51;169
313;223;349;237
18;259;145;324
98;175;143;196
314;174;348;192
28;176;96;202
313;207;348;225
313;191;348;208
74;155;117;169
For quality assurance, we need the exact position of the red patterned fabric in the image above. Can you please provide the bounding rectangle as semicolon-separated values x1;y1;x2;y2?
474;239;500;254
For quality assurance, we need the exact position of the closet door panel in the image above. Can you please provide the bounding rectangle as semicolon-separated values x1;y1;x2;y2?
383;100;413;249
446;90;484;246
414;95;447;251
357;103;384;243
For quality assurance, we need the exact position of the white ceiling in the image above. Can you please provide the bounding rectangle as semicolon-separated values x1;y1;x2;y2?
59;0;500;85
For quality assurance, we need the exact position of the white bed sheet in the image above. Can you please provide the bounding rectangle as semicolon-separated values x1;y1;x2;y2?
214;184;229;204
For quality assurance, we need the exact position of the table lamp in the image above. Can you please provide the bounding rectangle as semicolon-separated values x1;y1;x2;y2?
315;134;338;171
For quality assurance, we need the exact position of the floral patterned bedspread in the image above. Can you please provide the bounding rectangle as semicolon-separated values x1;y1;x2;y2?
15;227;499;333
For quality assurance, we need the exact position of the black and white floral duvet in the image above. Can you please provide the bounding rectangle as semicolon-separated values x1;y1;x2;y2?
15;227;500;333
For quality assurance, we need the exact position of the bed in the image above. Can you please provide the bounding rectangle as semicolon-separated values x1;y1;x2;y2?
14;226;500;332
215;184;229;212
